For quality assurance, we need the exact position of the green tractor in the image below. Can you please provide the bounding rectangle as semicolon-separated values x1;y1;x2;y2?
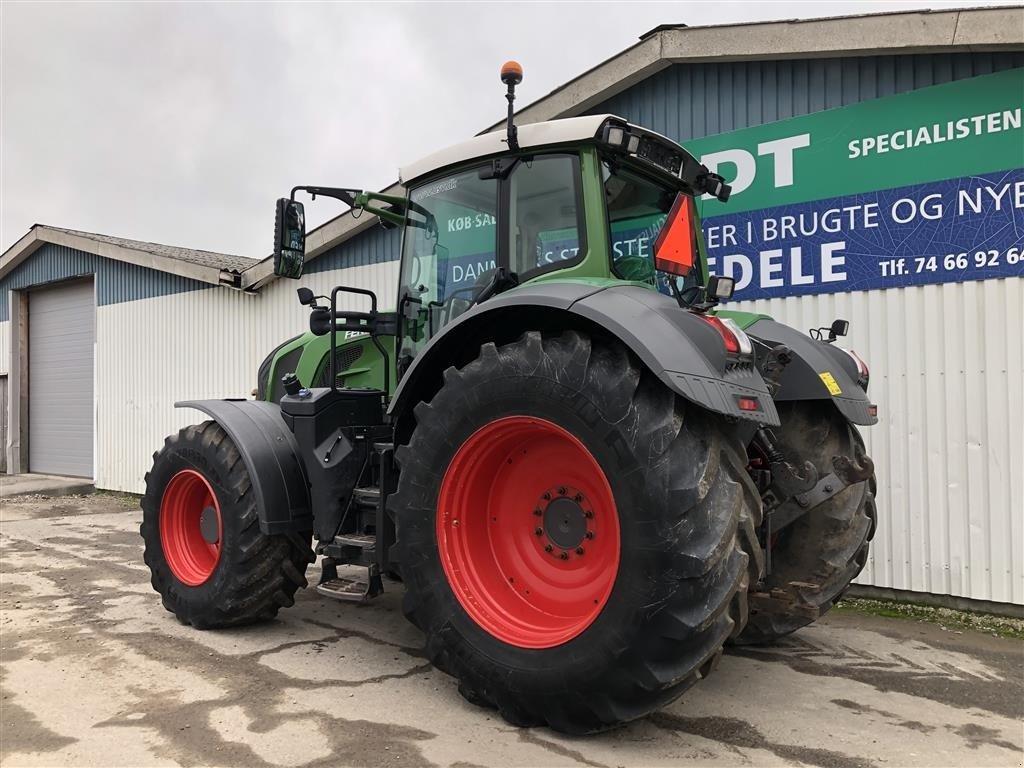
142;63;877;733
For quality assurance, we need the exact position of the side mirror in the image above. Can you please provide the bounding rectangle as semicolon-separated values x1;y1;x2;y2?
274;198;306;279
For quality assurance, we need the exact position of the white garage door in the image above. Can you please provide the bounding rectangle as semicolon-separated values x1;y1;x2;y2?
29;279;95;477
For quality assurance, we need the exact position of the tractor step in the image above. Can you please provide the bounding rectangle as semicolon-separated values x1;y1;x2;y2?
334;532;376;549
352;487;381;508
323;531;377;564
316;561;383;604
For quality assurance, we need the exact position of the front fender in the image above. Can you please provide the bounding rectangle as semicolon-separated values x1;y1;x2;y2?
389;283;779;426
176;399;312;534
745;319;878;426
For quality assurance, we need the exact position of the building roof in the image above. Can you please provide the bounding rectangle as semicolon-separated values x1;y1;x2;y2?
239;4;1023;290
0;225;257;288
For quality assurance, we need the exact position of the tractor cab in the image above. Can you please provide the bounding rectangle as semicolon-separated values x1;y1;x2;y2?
393;114;733;366
270;63;735;390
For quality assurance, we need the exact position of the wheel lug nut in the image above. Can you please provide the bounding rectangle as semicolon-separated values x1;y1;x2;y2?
544;544;553;553
576;547;585;555
585;531;594;540
558;486;567;495
533;508;542;516
559;551;569;560
534;527;543;536
542;492;551;500
574;493;583;503
584;510;593;519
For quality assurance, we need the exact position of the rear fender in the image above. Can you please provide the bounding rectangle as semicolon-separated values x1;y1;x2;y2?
745;319;878;426
176;399;312;534
389;283;780;426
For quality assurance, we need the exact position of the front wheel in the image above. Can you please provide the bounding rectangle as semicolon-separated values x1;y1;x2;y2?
736;402;877;644
391;331;762;734
141;421;312;629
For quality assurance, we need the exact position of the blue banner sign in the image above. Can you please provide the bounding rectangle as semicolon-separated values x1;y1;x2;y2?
702;169;1024;299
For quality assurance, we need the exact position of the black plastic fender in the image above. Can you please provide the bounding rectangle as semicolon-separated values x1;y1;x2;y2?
176;399;312;534
745;319;878;426
389;282;780;426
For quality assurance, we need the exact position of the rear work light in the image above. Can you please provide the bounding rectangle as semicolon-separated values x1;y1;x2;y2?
702;316;754;356
737;396;760;412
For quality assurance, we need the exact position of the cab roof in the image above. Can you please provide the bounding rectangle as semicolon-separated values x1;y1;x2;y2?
399;114;616;185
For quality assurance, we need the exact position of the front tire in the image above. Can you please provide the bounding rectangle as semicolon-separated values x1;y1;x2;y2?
391;331;762;733
141;421;313;629
737;402;877;644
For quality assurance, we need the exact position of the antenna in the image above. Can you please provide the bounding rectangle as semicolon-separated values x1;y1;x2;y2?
500;60;523;151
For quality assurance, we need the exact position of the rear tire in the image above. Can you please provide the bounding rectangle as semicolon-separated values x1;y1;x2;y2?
141;421;313;629
391;331;762;734
737;402;877;645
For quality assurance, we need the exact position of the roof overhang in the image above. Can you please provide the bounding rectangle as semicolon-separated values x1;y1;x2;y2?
486;6;1024;130
0;226;242;287
242;5;1024;289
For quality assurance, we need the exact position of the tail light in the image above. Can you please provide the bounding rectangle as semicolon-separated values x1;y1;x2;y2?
702;316;754;357
841;347;870;389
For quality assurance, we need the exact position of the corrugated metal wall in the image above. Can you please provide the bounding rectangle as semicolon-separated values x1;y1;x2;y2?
732;280;1023;606
587;52;1024;140
0;244;210;321
95;261;400;494
1;318;11;473
0;319;9;376
306;225;401;273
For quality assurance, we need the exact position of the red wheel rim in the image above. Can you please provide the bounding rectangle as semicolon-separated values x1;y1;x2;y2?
437;416;620;648
159;469;223;586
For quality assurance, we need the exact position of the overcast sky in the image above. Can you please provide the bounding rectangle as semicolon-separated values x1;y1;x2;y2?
2;1;1018;259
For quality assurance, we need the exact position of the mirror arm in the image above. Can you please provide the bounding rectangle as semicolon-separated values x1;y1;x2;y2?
359;204;406;227
291;187;414;228
291;185;360;206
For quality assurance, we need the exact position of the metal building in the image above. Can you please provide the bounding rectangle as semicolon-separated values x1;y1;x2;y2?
1;7;1021;608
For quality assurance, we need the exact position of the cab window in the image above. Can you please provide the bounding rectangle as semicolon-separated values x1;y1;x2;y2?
509;154;586;278
603;161;701;294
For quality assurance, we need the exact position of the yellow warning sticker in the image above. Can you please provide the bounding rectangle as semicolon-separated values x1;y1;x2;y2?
819;371;842;396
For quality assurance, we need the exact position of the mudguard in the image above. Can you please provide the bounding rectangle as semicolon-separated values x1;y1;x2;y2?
745;319;878;426
176;399;312;534
389;282;780;426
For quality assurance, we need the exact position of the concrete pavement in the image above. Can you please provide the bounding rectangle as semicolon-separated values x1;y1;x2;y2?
0;474;94;498
1;492;1021;767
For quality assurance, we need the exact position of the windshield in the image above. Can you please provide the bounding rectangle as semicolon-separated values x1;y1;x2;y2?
398;167;499;363
602;160;702;296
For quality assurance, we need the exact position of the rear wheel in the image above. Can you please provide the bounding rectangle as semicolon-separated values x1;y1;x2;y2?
141;421;313;629
737;402;876;644
392;331;762;733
